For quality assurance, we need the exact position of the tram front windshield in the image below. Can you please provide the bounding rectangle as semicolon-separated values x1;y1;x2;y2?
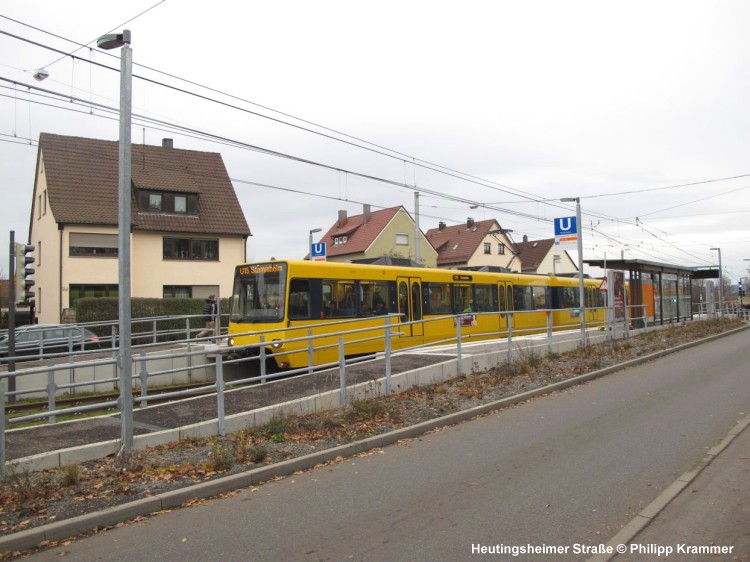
230;263;287;323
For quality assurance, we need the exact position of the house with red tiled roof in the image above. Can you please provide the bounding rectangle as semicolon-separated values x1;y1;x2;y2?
312;205;438;267
515;235;577;275
425;218;520;271
28;133;251;324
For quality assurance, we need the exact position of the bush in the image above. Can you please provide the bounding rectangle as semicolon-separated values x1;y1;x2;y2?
74;296;230;341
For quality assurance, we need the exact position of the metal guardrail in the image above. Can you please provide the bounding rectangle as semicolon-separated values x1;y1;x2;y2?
0;304;688;472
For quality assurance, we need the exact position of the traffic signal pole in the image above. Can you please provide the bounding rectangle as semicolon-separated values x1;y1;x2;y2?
7;230;17;403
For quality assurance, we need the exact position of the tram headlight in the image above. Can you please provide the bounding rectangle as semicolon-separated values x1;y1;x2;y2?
271;339;283;349
228;336;235;347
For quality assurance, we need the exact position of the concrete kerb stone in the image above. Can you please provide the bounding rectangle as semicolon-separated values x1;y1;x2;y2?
3;324;749;554
588;412;750;562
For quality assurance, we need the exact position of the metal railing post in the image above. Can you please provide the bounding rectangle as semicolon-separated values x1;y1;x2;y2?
216;353;226;436
507;312;514;366
112;326;119;389
152;319;158;344
546;311;553;352
47;363;58;424
259;336;267;384
384;316;393;394
0;374;5;475
307;328;314;375
138;352;149;409
339;336;347;406
455;316;463;375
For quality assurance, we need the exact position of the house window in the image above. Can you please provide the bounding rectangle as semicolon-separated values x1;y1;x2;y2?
163;237;219;260
69;233;118;257
138;190;198;215
37;241;42;267
498;243;506;255
43;190;47;215
69;284;118;309
149;193;163;212
163;286;192;298
333;236;348;246
484;242;491;254
174;195;187;214
37;194;42;219
396;233;408;246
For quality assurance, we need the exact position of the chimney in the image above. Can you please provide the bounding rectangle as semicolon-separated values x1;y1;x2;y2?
467;217;475;228
523;234;528;243
162;138;174;149
438;221;446;231
338;210;348;228
363;204;371;225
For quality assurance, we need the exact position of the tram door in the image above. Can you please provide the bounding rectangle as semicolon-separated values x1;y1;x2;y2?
397;277;424;338
498;282;514;332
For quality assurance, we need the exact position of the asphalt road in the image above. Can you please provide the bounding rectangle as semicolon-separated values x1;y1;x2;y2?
25;330;750;562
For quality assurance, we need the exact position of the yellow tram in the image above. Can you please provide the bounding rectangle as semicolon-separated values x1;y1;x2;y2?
226;260;605;370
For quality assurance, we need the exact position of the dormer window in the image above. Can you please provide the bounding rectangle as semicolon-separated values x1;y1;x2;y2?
138;189;197;215
149;193;163;212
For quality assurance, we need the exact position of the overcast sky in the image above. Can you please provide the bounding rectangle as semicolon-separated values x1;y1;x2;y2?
2;1;750;285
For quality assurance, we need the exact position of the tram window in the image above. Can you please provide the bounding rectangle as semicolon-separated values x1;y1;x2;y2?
563;287;579;308
323;279;356;318
289;279;311;319
513;286;534;311
425;282;451;314
474;284;497;312
412;282;422;320
397;282;408;321
534;286;548;310
513;286;547;311
453;284;472;313
360;281;389;315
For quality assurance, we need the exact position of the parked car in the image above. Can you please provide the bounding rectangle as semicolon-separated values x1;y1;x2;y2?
0;324;101;360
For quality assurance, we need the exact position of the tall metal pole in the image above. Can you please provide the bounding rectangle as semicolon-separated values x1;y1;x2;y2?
574;199;586;345
309;228;321;260
561;197;587;346
99;30;134;453
711;247;723;318
119;33;133;452
414;192;421;265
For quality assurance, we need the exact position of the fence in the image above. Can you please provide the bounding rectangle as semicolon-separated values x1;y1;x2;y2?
0;302;693;472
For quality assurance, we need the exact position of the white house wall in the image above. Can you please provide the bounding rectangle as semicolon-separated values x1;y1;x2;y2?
29;162;60;324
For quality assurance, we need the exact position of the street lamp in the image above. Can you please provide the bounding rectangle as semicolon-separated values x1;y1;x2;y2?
309;228;322;260
710;247;722;317
561;197;586;346
97;29;133;453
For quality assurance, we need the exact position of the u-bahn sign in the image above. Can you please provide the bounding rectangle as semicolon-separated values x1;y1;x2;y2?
311;242;327;261
554;216;578;247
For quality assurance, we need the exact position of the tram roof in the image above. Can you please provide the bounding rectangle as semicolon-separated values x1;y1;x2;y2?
583;259;719;279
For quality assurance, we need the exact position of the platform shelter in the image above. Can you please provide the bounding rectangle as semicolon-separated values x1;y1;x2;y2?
583;259;719;328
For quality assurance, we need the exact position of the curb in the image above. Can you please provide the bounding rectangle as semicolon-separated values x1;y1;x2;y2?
2;324;748;554
586;413;750;562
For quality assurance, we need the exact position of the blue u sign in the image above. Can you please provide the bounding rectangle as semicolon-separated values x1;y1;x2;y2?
311;242;326;258
554;216;577;236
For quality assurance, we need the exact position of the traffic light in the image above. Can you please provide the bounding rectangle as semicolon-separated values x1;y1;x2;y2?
14;242;35;304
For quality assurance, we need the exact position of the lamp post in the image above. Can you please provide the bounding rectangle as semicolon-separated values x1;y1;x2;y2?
309;228;322;260
97;29;133;453
561;197;586;346
710;247;722;318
